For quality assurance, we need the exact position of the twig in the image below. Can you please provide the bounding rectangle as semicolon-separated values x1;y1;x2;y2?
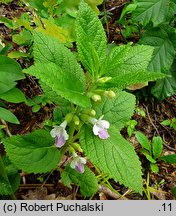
98;184;128;200
1;119;12;137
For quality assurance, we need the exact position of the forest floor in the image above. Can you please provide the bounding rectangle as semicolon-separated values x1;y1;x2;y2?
0;0;175;200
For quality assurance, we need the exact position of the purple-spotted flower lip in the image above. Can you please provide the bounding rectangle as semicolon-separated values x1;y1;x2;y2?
70;153;86;174
89;115;110;139
50;120;69;148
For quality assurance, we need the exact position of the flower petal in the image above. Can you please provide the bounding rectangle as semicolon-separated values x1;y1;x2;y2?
60;120;67;128
50;127;59;138
98;128;109;139
75;162;85;173
93;124;101;135
55;134;66;147
99;120;110;129
62;128;69;140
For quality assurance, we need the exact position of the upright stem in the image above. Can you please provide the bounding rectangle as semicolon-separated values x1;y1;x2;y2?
0;154;16;200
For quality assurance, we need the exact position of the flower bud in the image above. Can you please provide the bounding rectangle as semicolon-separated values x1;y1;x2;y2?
72;143;83;153
73;115;80;125
103;90;116;98
65;113;73;123
91;94;101;102
81;109;96;117
97;77;112;84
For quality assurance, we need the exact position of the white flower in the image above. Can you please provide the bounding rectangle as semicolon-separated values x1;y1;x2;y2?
50;120;69;148
70;153;86;174
89;115;110;139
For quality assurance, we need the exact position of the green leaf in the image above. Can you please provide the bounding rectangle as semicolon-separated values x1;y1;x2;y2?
145;154;156;163
0;107;19;124
161;119;171;126
12;29;33;46
76;0;106;74
139;26;176;72
159;154;176;164
3;157;20;194
8;51;29;59
132;0;176;27
0;156;20;195
33;32;85;87
0;87;26;103
3;129;61;173
93;91;136;130
24;62;90;107
105;70;166;89
80;125;142;193
150;163;159;173
35;18;70;43
151;60;176;100
0;55;24;94
152;136;163;159
135;131;151;152
61;165;98;197
32;104;41;113
107;45;154;77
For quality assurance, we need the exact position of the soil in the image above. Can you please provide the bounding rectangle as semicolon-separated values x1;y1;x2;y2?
0;0;175;200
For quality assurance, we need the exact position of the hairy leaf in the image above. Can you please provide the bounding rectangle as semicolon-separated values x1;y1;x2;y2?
105;70;166;89
35;18;70;43
0;156;20;195
80;125;142;193
76;0;106;74
33;32;86;87
3;129;61;173
139;26;176;72
93;91;135;130
24;62;91;107
151;60;176;100
133;0;176;27
61;165;98;197
107;45;154;77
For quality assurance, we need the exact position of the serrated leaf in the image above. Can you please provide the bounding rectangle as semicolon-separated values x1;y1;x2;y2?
136;131;151;152
139;26;176;72
0;176;12;195
93;91;135;130
107;45;154;77
12;29;33;46
76;0;106;74
151;60;176;100
80;125;142;193
61;165;98;197
133;0;176;27
0;107;19;124
3;157;20;194
35;18;70;43
159;154;176;164
24;62;90;107
152;136;163;159
33;32;86;90
105;70;166;89
0;156;20;195
3;129;61;173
